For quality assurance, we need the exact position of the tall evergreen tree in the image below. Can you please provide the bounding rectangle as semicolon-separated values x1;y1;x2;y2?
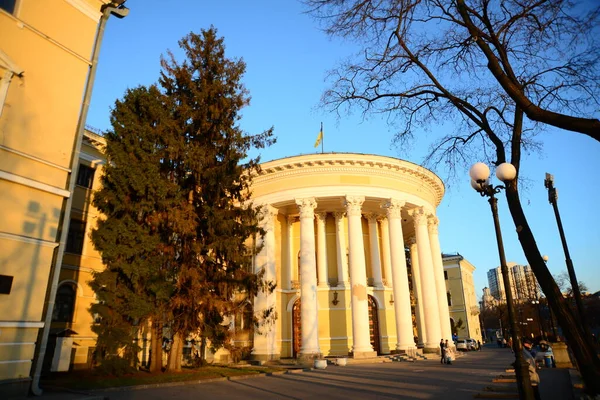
90;85;187;373
158;27;275;369
90;27;275;373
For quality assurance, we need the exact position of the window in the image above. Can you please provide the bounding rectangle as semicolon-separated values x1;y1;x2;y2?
447;291;452;306
234;303;253;332
444;271;448;280
76;164;96;189
66;219;86;254
52;284;76;322
0;0;17;14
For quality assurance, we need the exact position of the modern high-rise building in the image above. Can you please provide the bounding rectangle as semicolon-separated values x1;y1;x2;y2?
487;263;539;303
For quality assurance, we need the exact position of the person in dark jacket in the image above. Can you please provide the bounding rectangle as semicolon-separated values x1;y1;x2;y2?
440;339;445;364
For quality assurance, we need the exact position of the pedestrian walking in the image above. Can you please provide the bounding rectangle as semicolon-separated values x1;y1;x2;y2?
477;340;482;350
444;340;453;364
440;339;445;364
523;338;542;400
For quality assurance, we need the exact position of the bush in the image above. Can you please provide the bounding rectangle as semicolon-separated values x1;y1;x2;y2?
94;356;137;376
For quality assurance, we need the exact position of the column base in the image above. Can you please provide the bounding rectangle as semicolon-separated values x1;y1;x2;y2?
352;351;378;359
422;347;439;354
250;353;280;362
298;352;321;362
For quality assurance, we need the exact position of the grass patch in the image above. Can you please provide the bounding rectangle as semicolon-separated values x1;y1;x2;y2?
41;365;285;391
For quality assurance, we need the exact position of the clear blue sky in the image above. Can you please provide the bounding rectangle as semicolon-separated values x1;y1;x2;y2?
87;0;600;297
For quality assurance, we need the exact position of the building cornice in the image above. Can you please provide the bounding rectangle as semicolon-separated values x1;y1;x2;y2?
253;153;445;206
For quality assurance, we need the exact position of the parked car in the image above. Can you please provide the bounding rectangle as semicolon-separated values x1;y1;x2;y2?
466;338;478;351
456;339;468;351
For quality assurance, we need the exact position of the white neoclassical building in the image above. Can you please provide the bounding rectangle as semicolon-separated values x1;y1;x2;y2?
247;153;452;360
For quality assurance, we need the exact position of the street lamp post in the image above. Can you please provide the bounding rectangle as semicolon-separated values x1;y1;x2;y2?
544;173;589;332
531;299;545;340
470;162;534;400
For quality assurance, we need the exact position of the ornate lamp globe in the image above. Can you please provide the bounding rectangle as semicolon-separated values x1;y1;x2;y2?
496;163;517;182
469;162;490;182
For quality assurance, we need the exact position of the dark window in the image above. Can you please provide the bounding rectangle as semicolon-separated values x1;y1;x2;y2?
52;284;76;322
0;275;14;294
0;0;17;14
447;291;452;306
66;219;86;254
76;164;95;188
444;271;448;280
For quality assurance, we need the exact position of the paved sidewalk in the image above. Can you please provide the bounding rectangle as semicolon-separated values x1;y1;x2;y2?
8;348;578;399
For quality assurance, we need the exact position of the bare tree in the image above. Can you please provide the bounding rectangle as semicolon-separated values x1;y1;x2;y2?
304;0;600;394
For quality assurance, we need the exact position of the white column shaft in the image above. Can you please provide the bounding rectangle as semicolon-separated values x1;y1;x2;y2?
380;217;393;287
345;196;373;354
252;206;278;357
366;214;383;289
429;215;452;343
334;212;349;288
286;216;295;290
410;207;441;349
316;212;328;287
296;198;320;355
384;199;414;351
410;239;426;346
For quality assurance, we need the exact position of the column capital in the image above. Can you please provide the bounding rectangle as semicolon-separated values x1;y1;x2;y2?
287;215;297;225
333;211;346;220
295;198;317;219
427;215;440;234
259;205;278;231
408;236;417;246
344;196;365;217
365;213;381;223
315;212;328;223
382;199;405;218
408;206;428;226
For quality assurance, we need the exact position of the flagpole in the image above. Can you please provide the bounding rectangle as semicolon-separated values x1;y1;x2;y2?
320;122;324;154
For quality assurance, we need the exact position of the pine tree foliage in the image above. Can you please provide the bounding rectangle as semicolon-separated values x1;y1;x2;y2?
90;27;275;371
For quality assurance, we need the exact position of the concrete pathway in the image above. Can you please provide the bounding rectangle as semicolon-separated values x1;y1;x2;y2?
15;348;576;399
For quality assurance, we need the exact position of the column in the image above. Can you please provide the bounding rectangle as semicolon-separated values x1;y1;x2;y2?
366;213;383;289
409;237;426;347
409;206;441;352
251;205;279;360
334;212;349;288
316;212;328;288
383;199;414;352
286;216;295;290
379;216;393;287
344;196;375;357
428;215;453;343
295;198;320;356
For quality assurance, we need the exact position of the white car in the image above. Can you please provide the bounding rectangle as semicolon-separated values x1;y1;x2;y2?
456;339;469;351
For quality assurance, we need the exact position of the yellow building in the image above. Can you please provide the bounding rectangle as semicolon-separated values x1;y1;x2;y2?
54;151;462;367
443;253;482;343
0;1;120;395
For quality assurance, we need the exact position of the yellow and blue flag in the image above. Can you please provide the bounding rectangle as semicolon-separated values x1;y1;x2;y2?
314;123;323;148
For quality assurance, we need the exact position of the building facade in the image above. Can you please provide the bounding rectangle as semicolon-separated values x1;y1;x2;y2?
0;0;110;393
442;254;482;343
248;153;452;358
487;263;539;303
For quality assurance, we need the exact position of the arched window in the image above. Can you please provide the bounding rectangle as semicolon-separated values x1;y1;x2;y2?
234;303;253;332
52;284;76;322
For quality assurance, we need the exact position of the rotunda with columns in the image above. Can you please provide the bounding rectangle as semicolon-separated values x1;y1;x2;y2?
248;153;451;360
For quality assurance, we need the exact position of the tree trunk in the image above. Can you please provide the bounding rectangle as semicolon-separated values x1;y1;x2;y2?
149;321;163;373
504;181;600;395
166;332;183;371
